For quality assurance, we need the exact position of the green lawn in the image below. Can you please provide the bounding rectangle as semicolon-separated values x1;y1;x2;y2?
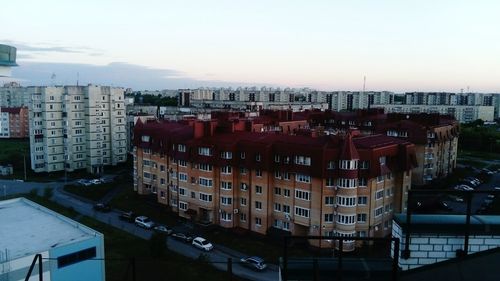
63;183;119;202
6;194;236;281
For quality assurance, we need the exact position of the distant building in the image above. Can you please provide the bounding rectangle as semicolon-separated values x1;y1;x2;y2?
373;104;494;123
0;82;30;107
0;106;29;138
0;164;13;175
29;85;127;174
0;198;105;281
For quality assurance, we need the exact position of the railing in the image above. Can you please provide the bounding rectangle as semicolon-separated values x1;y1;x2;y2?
24;254;43;281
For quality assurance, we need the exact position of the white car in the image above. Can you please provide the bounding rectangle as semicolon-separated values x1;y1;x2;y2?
134;216;155;229
90;179;102;185
192;237;213;251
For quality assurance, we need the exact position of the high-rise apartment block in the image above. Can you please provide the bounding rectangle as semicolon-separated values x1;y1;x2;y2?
133;118;416;250
29;85;127;173
0;106;29;138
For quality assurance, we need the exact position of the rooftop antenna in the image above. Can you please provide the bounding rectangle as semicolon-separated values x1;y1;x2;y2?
467;86;470;93
77;72;79;86
50;72;56;86
363;75;366;92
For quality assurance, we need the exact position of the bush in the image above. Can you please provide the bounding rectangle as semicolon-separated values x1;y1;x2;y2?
43;187;54;199
149;232;168;258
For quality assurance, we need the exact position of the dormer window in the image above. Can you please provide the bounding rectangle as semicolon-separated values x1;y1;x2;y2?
220;151;232;159
198;147;211;156
141;135;150;142
178;144;186;152
340;160;358;170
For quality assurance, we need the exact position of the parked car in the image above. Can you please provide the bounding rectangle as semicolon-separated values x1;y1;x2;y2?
482;168;495;175
99;176;114;183
171;232;193;243
487;194;495;200
135;216;155;229
454;185;474;191
153;225;173;235
240;256;267;271
90;179;102;185
93;203;111;212
76;179;92;186
438;201;452;211
119;211;136;222
192;237;213;251
494;187;500;191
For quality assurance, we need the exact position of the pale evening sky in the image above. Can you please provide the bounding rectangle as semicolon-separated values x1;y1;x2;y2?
1;0;499;92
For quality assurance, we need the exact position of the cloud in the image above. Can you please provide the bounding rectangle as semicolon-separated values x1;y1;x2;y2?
6;61;275;90
1;40;105;56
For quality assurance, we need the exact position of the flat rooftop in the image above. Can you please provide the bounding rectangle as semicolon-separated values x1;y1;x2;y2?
0;198;102;260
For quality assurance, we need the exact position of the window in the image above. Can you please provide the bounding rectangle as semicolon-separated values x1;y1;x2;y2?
379;156;386;165
143;172;152;179
376;189;384;200
359;161;370;169
340;160;358;170
240;152;245;159
141;135;150;142
160;165;165;172
191;191;196;198
274;155;280;163
255;217;262;226
240;198;247;206
274;203;282;212
255;169;262;177
240;167;248;174
240;213;247;222
274;187;282;195
358;196;368;205
240;183;248;191
274;170;281;179
337;196;357;206
221;166;232;174
325;196;334;205
221;181;232;190
221;197;233;205
295;207;310;218
327;161;335;170
375;207;384;217
255;201;262;210
295;189;311;201
177;160;186;167
326;178;335;187
199;163;212;172
377;175;384;183
283;221;290;230
143;148;151;154
198;147;211;156
178;172;188;182
160;178;166;185
357;213;367;223
283;205;291;214
179;188;186;196
178;144;186;152
283;172;290;180
220;211;232;221
338;178;357;188
296;173;311;183
359;177;367;187
57;247;96;268
336;214;356;225
255;154;261;161
199;193;213;202
324;213;334;222
179;201;188;211
199;177;213;187
220;151;232;159
294;155;311;166
283;189;291;197
255;185;263;194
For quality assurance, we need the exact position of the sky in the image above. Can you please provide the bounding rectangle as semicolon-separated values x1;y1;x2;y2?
1;0;499;92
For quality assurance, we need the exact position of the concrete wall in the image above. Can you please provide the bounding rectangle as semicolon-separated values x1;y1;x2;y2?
392;220;500;270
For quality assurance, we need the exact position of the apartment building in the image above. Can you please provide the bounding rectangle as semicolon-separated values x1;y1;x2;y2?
0;106;29;138
0;82;31;107
374;104;494;123
133;119;416;250
376;113;459;186
29;85;127;174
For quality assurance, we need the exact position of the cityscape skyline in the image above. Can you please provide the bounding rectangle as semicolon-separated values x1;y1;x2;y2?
2;0;500;91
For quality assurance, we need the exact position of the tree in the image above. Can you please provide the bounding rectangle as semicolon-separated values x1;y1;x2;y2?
149;232;168;257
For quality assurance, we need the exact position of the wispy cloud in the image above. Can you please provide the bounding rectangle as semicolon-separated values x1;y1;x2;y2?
1;40;105;56
6;61;275;90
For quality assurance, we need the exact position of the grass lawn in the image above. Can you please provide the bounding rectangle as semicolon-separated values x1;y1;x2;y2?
458;149;500;160
63;183;118;202
7;194;236;281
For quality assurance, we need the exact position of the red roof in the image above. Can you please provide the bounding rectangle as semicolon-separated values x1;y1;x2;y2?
339;132;359;160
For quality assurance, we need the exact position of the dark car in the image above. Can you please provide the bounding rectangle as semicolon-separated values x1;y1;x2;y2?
240;256;267;271
119;211;136;222
93;203;111;212
153;225;173;235
171;232;193;243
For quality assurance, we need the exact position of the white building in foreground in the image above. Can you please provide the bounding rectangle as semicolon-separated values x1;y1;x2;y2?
29;85;127;174
0;198;105;281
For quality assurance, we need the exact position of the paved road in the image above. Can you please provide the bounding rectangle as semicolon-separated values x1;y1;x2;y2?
0;179;279;281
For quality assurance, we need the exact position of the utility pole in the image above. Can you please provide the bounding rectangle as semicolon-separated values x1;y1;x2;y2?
23;150;27;181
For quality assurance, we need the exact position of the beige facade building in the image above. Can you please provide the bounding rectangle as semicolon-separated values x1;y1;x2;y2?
29;85;127;174
133;119;416;250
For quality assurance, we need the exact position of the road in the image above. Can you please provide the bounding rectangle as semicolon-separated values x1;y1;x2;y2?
0;179;279;281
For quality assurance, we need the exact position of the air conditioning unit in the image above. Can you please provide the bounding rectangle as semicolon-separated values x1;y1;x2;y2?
233;209;239;214
285;214;291;221
218;209;223;213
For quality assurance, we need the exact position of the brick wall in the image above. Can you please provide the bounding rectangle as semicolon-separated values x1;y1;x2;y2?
392;220;500;270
